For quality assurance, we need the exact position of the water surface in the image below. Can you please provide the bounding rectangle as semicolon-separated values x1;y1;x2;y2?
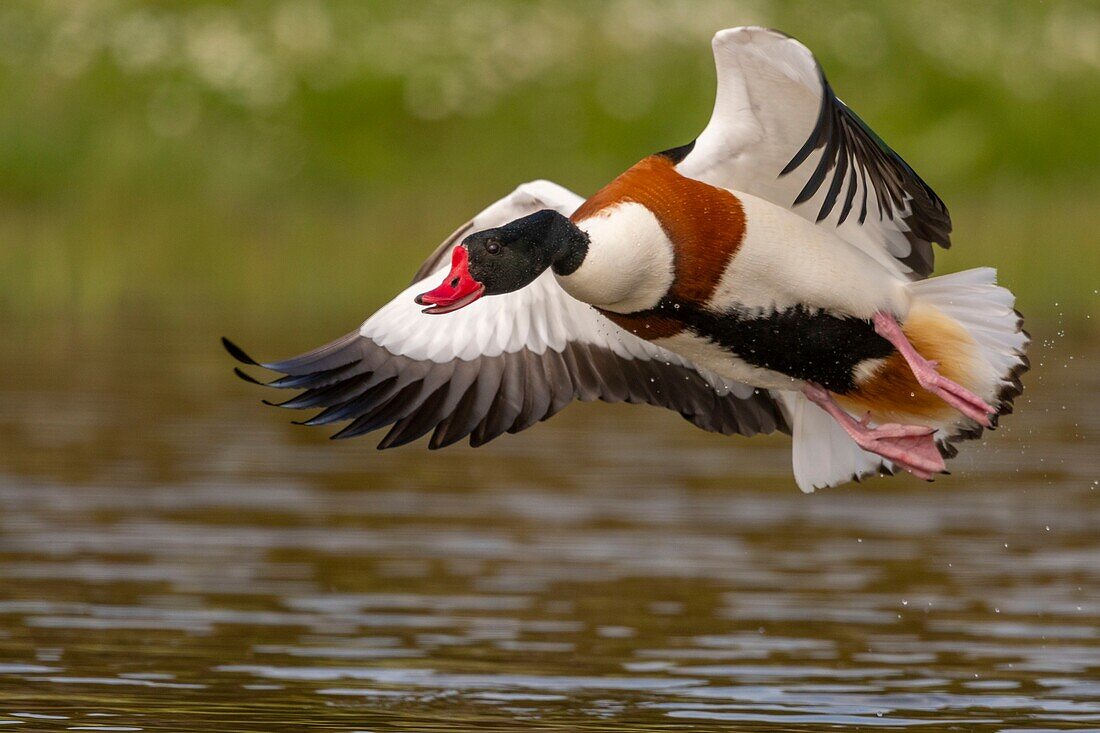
0;325;1096;732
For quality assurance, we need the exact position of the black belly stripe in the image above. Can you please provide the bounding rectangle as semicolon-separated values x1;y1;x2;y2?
642;298;896;393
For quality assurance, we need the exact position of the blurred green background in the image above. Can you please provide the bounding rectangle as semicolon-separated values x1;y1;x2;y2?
1;0;1097;335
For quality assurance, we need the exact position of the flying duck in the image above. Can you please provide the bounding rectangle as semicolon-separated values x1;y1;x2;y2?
226;27;1029;492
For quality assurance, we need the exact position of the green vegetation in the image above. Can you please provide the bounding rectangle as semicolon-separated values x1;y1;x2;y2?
1;1;1097;329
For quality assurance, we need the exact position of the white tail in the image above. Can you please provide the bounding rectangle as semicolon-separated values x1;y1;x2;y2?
907;268;1029;420
776;391;894;492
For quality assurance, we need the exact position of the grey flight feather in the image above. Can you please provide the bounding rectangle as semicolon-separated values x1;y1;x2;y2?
225;330;789;450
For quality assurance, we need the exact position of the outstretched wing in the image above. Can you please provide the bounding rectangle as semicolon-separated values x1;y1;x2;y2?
675;26;951;279
228;180;787;448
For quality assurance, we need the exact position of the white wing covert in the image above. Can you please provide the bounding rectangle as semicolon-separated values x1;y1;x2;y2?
676;26;952;279
227;180;787;449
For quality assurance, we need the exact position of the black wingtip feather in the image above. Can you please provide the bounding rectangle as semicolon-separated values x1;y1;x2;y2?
226;326;791;455
222;337;259;365
780;70;952;278
233;367;266;385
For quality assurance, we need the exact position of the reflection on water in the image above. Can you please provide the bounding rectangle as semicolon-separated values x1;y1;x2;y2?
0;325;1096;732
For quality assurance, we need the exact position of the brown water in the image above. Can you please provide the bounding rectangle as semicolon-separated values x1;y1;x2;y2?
0;324;1096;732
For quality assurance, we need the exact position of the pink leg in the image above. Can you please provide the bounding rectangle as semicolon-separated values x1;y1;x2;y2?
872;312;994;427
803;383;946;480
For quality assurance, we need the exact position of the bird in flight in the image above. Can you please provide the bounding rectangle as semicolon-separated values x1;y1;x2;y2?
226;27;1028;492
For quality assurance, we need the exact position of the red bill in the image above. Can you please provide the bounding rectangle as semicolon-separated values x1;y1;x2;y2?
414;246;486;314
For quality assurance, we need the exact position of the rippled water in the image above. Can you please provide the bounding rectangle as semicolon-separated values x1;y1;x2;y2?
0;325;1096;732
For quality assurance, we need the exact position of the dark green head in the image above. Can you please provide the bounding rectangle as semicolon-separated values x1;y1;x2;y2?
416;209;589;314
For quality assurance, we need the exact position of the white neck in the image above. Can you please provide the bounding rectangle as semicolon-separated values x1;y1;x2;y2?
554;202;675;313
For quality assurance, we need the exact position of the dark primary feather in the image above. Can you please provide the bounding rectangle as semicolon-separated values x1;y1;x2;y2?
780;74;952;278
224;331;789;450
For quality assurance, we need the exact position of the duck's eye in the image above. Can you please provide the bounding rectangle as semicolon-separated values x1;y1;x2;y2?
486;241;501;255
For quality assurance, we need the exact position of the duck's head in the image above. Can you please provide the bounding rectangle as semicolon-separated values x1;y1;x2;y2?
416;209;588;314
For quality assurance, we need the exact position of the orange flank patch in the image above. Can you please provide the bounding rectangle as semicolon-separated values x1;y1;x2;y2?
838;304;983;425
572;155;747;305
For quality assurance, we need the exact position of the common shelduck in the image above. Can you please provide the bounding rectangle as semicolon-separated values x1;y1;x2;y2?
226;27;1029;492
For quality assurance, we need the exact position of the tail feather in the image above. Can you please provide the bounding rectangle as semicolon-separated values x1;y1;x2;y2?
775;392;895;493
908;268;1029;436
